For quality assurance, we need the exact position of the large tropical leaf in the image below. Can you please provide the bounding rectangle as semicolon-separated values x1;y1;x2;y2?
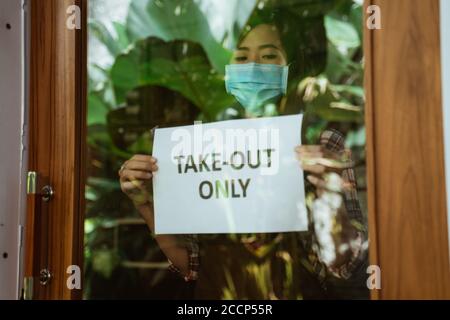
126;0;233;73
88;93;109;126
196;0;257;50
111;38;234;119
89;20;131;59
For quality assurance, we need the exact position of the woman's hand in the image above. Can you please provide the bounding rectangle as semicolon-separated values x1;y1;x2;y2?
119;155;191;276
295;145;354;195
118;155;158;208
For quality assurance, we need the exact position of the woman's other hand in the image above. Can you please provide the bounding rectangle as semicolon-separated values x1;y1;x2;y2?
295;145;354;195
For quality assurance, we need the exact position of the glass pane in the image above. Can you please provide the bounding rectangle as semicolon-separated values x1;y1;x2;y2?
86;0;369;300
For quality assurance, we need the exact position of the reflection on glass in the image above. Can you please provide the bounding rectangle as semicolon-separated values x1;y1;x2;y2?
86;0;368;299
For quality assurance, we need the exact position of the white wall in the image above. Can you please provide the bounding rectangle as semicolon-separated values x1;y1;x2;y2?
440;0;450;256
0;0;28;300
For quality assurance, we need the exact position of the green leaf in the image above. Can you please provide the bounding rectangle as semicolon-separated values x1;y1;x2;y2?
345;126;366;148
109;48;140;104
88;93;109;126
112;21;130;50
324;15;360;49
305;92;362;122
196;0;257;50
331;84;364;98
125;0;153;40
300;77;362;122
111;39;234;119
349;1;363;41
324;42;361;83
89;21;123;58
126;0;231;73
140;56;234;116
88;64;108;92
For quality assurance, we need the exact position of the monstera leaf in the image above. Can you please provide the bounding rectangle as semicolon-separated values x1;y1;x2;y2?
126;0;234;73
111;38;234;119
88;93;109;126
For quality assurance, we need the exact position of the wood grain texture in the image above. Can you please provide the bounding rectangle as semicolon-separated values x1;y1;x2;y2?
365;0;450;299
27;0;86;299
363;0;380;301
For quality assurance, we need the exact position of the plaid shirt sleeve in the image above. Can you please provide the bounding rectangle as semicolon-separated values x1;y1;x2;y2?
318;129;368;279
167;234;200;282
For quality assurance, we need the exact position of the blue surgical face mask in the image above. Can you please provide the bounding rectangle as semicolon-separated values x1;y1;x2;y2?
225;63;289;115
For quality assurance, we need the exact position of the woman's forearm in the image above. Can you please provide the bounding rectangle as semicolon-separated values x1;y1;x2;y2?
136;203;190;275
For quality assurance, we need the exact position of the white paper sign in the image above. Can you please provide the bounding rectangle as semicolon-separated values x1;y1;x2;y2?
152;114;307;234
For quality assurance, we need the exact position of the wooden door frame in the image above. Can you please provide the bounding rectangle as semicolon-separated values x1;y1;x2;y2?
364;0;450;299
25;0;86;299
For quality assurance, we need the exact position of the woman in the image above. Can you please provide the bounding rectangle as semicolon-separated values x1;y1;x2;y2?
118;11;368;299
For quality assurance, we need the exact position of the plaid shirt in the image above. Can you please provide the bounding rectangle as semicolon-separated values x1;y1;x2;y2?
168;129;367;284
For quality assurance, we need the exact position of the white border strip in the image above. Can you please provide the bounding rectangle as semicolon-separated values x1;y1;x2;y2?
440;0;450;256
0;0;28;299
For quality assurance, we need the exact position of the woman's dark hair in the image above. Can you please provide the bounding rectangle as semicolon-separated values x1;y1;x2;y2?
240;0;327;89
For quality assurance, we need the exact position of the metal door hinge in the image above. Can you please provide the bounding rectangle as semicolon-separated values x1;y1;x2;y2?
27;172;54;202
23;276;33;300
39;268;52;286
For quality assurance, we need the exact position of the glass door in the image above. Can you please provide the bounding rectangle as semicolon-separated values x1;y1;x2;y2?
85;0;369;300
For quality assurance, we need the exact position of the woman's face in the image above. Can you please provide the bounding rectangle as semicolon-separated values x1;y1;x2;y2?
232;24;287;66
